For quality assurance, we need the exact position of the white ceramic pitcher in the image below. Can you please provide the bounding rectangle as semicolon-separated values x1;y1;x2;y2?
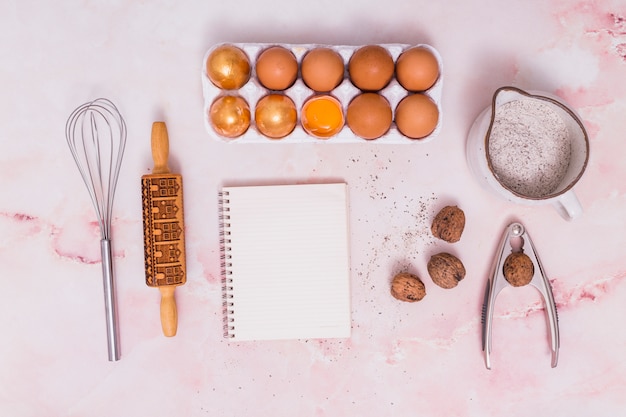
466;86;589;220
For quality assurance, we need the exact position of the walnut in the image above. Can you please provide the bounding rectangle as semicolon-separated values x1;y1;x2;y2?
427;252;466;289
503;252;534;287
431;205;465;243
390;272;426;302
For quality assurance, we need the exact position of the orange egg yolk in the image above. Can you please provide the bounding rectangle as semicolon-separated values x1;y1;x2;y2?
302;97;344;138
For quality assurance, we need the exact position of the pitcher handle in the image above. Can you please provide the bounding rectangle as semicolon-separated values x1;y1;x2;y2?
552;190;583;221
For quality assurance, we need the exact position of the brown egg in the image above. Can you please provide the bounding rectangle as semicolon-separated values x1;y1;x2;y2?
301;95;344;139
209;95;251;138
346;93;392;140
348;45;394;91
255;46;298;91
254;94;297;139
395;94;439;139
396;46;440;92
301;47;345;92
206;44;251;90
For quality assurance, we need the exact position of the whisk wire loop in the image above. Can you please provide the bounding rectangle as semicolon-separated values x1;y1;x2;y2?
65;98;126;240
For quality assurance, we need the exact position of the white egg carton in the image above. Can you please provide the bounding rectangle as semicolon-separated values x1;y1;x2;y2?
201;42;443;144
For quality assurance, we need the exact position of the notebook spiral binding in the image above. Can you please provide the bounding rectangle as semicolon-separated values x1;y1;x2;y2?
218;191;235;338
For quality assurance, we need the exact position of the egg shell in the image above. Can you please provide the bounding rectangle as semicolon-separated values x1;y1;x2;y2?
301;95;345;139
255;46;299;91
346;93;393;140
254;94;298;139
208;95;251;139
301;47;345;92
202;42;443;143
396;46;440;92
395;93;439;139
206;44;251;90
348;45;395;91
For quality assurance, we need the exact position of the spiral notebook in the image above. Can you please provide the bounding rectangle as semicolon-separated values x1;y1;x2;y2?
219;183;351;341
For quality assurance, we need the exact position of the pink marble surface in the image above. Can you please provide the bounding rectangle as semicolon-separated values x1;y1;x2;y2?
2;0;626;415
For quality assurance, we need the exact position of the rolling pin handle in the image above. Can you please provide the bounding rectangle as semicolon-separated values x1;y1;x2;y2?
159;286;178;337
151;122;170;174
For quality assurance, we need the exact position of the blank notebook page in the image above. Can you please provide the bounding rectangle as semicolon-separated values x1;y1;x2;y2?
220;183;351;341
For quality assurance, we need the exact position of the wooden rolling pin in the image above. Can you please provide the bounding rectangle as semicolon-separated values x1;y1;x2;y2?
141;122;187;337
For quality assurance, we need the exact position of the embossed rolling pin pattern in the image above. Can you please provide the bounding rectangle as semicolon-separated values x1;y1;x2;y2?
142;122;187;337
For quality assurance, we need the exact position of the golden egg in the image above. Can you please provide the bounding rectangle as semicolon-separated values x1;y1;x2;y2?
348;45;394;91
346;93;392;140
209;95;251;138
396;46;440;92
254;94;298;139
255;46;298;91
206;44;251;90
395;93;439;139
301;47;345;92
301;95;344;139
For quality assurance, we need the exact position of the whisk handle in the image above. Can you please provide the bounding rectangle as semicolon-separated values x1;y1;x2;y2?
151;122;170;174
101;239;121;361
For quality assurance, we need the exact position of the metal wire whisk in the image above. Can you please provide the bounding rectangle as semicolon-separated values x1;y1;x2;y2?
66;98;127;361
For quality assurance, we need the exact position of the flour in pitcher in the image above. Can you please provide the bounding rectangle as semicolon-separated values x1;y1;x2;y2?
488;99;571;198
